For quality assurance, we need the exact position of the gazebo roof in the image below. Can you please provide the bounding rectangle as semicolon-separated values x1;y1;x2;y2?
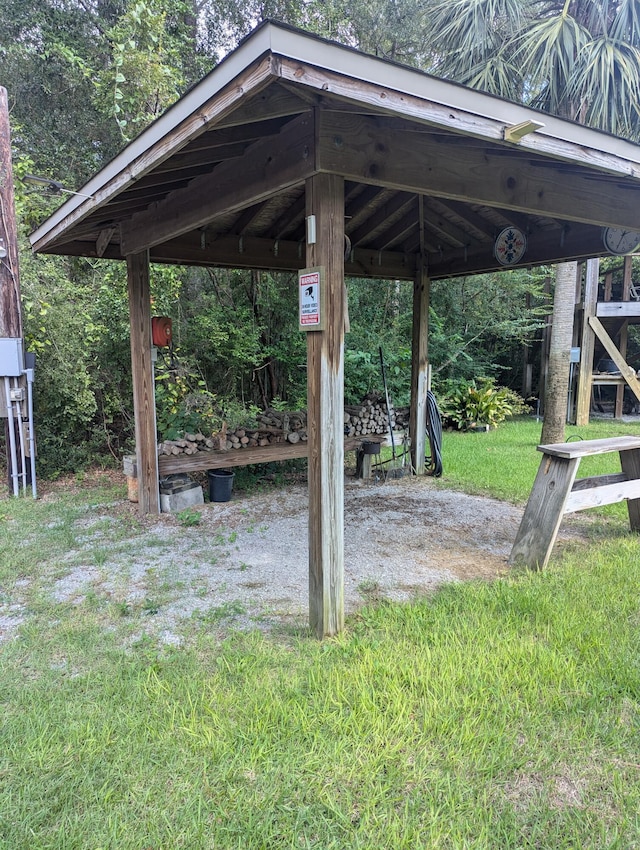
30;20;640;280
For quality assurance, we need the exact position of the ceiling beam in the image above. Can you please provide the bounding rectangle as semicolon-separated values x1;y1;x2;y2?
376;208;419;250
152;234;417;279
317;112;640;231
433;198;499;240
120;112;315;255
347;192;415;246
267;193;305;239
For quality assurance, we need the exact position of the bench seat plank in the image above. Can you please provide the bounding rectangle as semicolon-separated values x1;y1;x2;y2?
537;435;640;460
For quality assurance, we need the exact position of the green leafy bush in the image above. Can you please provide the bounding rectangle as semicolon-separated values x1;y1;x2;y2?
439;378;527;430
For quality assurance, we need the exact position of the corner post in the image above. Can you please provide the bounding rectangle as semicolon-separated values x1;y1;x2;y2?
305;173;345;637
127;250;160;515
410;257;430;474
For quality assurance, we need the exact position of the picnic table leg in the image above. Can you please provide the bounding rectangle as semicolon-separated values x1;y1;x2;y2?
619;448;640;532
509;454;581;570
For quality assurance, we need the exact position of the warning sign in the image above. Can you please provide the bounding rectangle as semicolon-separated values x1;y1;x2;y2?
299;267;325;331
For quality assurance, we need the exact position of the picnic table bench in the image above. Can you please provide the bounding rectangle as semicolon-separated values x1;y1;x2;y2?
509;435;640;570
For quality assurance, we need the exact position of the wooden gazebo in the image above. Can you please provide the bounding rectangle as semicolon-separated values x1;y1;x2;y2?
30;21;640;635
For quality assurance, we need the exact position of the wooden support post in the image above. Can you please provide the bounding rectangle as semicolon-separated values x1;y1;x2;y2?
575;259;599;425
305;173;345;638
615;257;633;418
0;88;22;339
409;258;430;474
127;250;160;515
620;447;640;531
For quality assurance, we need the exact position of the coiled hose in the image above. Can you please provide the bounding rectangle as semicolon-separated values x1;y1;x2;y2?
425;390;443;477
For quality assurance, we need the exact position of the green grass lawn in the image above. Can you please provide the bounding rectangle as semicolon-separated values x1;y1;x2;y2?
1;420;640;849
438;416;640;505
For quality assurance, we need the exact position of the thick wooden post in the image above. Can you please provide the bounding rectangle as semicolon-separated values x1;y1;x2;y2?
306;173;345;637
127;251;159;515
0;87;25;496
0;88;22;339
575;259;599;425
615;257;633;418
410;258;430;474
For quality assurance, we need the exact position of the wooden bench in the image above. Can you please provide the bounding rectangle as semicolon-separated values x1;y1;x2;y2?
509;436;640;570
123;434;387;480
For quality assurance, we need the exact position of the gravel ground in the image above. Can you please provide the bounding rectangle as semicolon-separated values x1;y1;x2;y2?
1;474;592;644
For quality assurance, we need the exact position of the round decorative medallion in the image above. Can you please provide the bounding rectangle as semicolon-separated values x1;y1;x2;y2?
494;226;527;266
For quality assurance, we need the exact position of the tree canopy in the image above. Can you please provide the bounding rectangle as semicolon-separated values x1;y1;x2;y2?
2;0;638;473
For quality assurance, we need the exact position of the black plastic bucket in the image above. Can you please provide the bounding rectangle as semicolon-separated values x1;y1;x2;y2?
208;469;234;502
361;440;381;455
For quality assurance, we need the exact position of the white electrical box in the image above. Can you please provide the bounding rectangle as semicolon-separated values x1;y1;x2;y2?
0;338;24;377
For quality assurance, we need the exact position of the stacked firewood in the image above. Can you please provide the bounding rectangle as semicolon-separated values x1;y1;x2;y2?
157;395;405;457
344;392;396;437
394;406;410;430
158;430;225;456
224;408;308;450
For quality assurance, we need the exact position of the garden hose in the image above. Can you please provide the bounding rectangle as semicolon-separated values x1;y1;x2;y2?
425;390;443;477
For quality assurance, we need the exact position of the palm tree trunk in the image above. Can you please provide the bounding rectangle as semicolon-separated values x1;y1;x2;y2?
541;261;577;444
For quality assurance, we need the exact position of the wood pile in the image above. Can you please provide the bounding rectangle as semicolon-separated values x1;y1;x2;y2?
158;409;308;456
158;396;407;457
224;408;308;450
395;406;410;430
344;392;396;437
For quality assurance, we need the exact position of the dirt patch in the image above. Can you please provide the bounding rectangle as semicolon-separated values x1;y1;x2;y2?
0;474;595;644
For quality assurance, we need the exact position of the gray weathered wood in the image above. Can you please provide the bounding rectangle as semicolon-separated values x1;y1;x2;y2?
538;435;640;459
306;172;345;637
511;436;640;569
316;111;640;231
121;112;315;255
596;302;640;318
127;251;160;515
565;478;640;513
124;434;381;478
509;454;581;570
619;448;640;531
570;472;627;491
588;316;640;404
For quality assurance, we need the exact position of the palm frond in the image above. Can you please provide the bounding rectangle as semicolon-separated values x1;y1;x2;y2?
609;0;640;44
514;11;590;116
567;37;640;138
428;0;528;79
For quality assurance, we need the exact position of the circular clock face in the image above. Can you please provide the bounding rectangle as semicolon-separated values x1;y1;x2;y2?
602;227;640;255
494;227;527;266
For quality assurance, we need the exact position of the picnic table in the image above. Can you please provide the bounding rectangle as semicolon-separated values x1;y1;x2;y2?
509;436;640;570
